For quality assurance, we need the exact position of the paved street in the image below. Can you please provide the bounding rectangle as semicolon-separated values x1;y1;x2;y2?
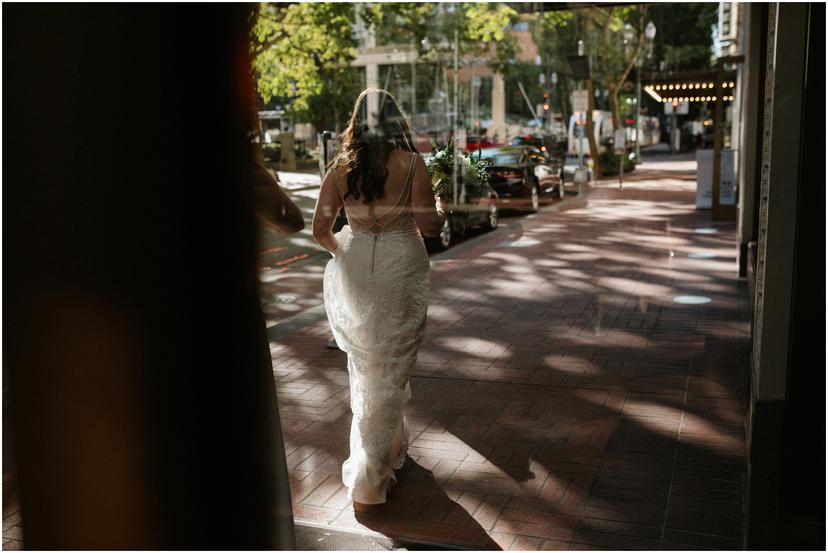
269;155;750;550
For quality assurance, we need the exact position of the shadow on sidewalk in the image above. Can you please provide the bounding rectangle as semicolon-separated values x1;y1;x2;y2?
274;161;749;549
355;460;501;550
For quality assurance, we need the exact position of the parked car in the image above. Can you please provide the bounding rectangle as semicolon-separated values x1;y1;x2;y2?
465;135;500;153
421;153;500;251
509;134;567;173
479;146;564;212
509;134;556;153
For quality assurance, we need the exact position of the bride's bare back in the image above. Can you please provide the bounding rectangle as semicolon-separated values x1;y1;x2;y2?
313;149;443;253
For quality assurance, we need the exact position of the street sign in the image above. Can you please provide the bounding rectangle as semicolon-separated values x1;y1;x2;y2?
567;55;591;80
571;90;588;113
696;149;738;208
352;46;418;67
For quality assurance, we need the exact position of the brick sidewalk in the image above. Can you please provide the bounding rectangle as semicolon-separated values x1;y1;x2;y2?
272;157;749;550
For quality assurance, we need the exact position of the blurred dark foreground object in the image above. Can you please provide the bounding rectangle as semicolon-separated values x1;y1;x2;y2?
4;4;295;549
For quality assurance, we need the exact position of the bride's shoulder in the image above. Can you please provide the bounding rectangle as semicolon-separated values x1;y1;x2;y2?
326;158;348;177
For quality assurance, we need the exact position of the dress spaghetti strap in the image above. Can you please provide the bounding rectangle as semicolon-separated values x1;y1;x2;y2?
336;152;418;234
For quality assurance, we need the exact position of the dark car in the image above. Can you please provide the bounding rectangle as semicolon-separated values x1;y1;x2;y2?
465;135;500;153
509;134;565;160
422;154;499;252
479;146;564;212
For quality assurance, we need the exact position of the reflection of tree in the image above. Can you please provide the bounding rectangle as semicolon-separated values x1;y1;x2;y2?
250;2;519;131
598;6;648;131
578;5;649;131
649;3;718;72
531;11;576;128
251;3;363;132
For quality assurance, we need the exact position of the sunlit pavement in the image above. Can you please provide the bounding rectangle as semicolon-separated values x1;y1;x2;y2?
270;155;749;550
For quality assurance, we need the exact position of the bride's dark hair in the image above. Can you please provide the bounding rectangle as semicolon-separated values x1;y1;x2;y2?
333;88;417;203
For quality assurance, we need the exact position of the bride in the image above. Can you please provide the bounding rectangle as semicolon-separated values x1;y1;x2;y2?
312;89;445;508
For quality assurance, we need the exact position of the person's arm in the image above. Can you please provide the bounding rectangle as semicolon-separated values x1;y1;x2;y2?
410;154;446;237
251;162;305;234
312;169;344;254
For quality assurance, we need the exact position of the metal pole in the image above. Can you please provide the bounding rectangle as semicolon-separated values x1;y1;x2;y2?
411;60;416;115
634;68;641;159
517;81;542;126
577;39;585;173
469;60;475;133
619;138;625;190
453;29;459;130
671;111;677;154
712;58;724;220
452;28;459;207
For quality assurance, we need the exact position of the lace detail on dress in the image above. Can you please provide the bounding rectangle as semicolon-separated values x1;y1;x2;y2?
323;152;428;504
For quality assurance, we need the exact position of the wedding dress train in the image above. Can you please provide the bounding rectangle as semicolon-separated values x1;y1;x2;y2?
323;154;429;504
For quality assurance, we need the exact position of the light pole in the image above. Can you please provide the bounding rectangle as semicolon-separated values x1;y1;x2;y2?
577;39;585;175
635;21;657;159
549;72;558;136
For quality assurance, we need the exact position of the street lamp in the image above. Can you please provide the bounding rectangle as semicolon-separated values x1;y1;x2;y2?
634;21;657;159
645;21;657;43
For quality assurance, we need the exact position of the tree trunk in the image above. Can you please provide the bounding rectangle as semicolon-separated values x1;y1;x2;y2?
558;70;570;131
585;78;601;178
608;83;621;131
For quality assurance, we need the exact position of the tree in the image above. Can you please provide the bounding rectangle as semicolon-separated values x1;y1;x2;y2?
531;11;576;127
250;2;520;130
368;2;518;130
649;2;718;72
581;5;649;131
250;3;363;131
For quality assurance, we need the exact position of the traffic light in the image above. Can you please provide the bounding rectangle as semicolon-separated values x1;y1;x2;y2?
543;104;549;111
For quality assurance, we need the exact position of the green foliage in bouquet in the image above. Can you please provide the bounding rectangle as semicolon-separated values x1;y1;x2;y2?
425;139;491;200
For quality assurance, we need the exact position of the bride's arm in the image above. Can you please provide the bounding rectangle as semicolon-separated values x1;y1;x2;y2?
251;161;305;234
410;155;446;237
312;169;344;253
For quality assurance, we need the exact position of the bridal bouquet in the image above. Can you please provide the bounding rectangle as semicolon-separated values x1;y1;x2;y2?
425;139;490;200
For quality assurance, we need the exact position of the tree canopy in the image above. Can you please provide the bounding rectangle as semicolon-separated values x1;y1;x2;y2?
250;2;718;131
250;2;519;129
251;3;362;130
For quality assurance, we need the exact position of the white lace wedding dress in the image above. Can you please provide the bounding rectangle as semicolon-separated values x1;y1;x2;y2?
323;153;429;504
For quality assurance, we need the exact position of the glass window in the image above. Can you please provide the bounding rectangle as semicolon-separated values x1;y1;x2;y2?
479;149;521;165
